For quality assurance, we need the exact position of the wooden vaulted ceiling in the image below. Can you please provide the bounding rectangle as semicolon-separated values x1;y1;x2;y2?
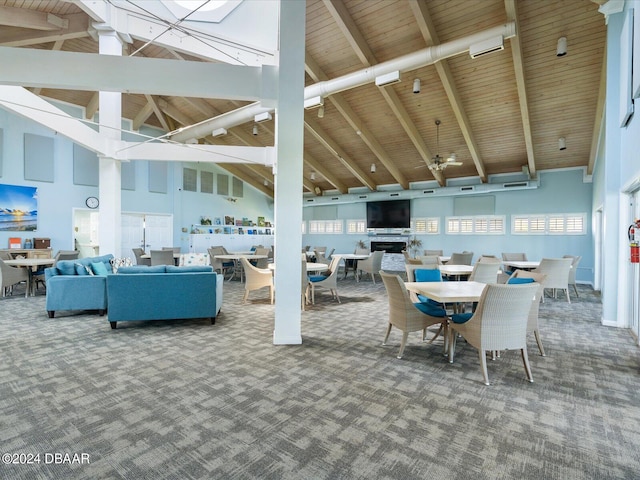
0;0;607;198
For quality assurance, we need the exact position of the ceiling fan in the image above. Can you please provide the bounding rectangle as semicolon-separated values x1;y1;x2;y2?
428;120;463;172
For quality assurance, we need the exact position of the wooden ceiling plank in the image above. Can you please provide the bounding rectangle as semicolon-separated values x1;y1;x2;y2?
410;0;487;182
306;53;409;189
505;0;537;179
324;0;444;186
85;92;99;121
305;117;376;191
304;153;348;194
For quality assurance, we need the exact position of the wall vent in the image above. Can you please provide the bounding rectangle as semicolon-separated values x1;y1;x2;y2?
358;195;368;199
389;193;400;197
503;182;528;188
331;197;340;201
306;199;315;202
460;186;475;192
422;189;435;194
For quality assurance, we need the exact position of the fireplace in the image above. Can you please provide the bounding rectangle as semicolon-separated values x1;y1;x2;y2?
370;241;406;254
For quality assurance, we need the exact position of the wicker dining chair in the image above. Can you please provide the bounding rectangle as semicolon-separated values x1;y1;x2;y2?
533;257;573;303
507;270;548;356
380;271;448;359
448;283;539;385
239;257;274;304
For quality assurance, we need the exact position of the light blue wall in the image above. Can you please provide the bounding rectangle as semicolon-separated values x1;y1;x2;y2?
0;105;274;254
303;169;594;283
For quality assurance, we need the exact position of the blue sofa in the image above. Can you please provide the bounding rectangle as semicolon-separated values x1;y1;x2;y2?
45;254;114;318
106;265;223;329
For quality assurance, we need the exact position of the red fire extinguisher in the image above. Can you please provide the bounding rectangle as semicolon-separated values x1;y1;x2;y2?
630;220;640;263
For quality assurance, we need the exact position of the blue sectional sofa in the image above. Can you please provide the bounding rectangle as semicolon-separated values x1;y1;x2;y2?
45;254;114;318
106;265;222;329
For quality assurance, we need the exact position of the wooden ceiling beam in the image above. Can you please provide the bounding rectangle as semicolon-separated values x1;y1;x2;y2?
410;0;487;182
86;92;99;121
305;53;409;189
304;117;376;191
132;100;155;130
325;0;445;187
504;0;537;179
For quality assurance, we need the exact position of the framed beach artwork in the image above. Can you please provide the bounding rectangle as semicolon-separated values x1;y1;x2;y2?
0;184;38;231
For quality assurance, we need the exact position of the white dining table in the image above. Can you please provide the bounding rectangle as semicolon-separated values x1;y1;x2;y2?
5;258;56;296
502;260;540;271
337;253;370;279
405;280;486;304
215;254;268;282
268;262;328;273
438;264;474;280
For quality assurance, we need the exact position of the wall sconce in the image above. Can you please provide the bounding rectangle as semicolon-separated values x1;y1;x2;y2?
559;137;567;151
370;163;376;173
557;37;567;57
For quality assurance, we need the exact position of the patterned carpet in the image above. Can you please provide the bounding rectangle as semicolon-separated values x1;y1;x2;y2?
1;272;639;480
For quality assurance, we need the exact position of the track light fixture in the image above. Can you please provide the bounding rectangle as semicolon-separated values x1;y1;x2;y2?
413;78;421;94
370;163;376;173
557;36;567;57
318;105;325;118
310;171;316;181
559;137;566;151
252;124;258;136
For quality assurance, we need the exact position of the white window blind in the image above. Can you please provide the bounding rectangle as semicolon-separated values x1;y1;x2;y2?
511;213;586;235
446;215;505;235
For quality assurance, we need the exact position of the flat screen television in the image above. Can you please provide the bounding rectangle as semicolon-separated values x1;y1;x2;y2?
366;199;411;229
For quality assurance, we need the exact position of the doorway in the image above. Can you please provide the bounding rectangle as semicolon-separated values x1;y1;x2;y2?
121;213;173;260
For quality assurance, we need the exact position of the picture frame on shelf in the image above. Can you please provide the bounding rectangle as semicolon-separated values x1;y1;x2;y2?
258;216;265;227
224;215;234;226
214;217;222;225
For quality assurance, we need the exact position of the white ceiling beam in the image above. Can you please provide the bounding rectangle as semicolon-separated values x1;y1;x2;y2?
504;0;536;179
216;163;274;198
0;13;89;47
0;85;105;153
0;46;275;101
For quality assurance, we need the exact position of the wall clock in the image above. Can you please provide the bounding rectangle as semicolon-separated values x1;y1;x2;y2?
85;196;99;209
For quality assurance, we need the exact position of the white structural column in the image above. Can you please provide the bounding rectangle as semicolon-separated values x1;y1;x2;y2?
273;0;306;345
97;29;123;257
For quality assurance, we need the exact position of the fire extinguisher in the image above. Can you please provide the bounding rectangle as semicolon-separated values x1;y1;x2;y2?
630;220;640;263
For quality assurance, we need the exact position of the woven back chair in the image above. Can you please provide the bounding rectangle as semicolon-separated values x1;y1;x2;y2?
380;271;448;359
534;257;573;303
448;283;539;385
239;257;274;304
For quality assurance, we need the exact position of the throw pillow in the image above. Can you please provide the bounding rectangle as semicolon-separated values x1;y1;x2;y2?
507;277;535;284
91;262;109;276
75;262;90;275
110;257;133;273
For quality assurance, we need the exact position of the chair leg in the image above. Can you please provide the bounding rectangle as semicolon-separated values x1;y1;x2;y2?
564;288;571;303
397;331;409;359
242;290;249;303
478;349;490;385
334;289;341;303
534;329;546;356
572;284;579;297
448;331;457;363
382;323;392;345
521;346;534;383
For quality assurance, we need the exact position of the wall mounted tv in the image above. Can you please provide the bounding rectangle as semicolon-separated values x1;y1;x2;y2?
366;199;411;229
